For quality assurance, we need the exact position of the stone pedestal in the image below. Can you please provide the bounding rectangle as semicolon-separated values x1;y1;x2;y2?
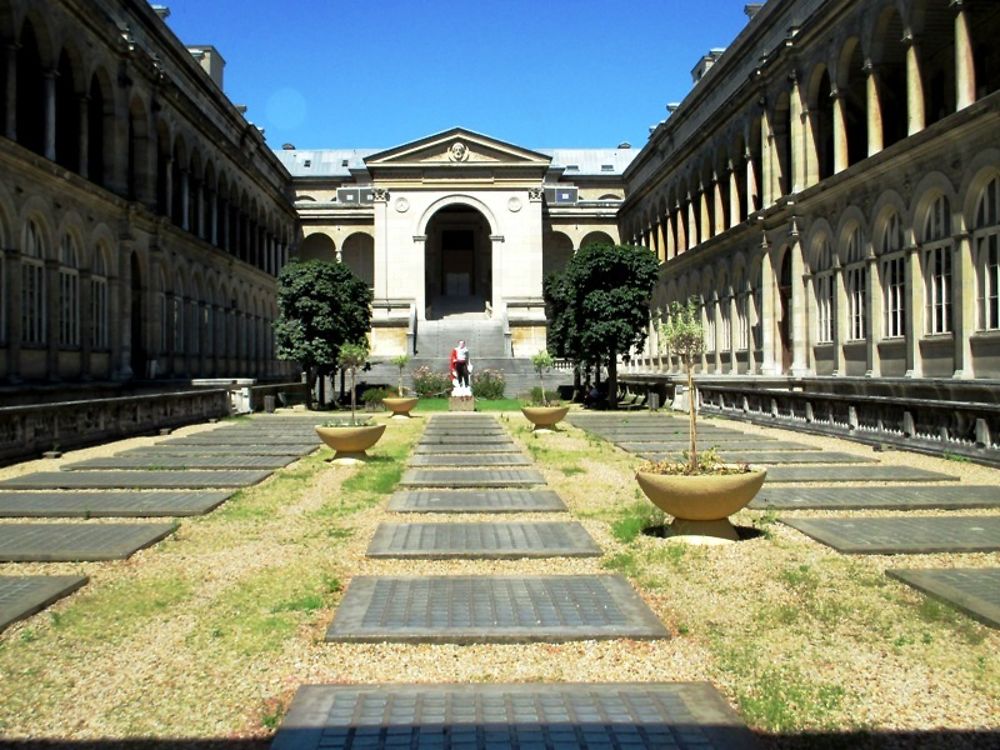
449;396;475;412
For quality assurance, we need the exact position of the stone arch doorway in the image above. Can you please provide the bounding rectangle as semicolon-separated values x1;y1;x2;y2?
778;248;793;374
424;204;492;319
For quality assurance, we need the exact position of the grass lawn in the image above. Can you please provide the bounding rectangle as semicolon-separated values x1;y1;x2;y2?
0;408;997;745
411;397;525;412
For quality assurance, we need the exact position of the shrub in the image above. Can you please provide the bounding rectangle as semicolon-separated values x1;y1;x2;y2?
361;387;391;409
412;366;451;398
472;368;506;400
528;387;561;406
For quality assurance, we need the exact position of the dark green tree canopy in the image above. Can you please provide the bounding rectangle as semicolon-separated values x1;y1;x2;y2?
545;243;659;365
273;259;372;372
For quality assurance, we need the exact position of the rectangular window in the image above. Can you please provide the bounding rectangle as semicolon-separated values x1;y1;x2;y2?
816;273;833;344
847;266;867;341
21;262;45;345
704;305;716;352
736;294;748;351
720;300;732;351
59;271;79;347
91;278;108;349
883;256;906;338
926;244;952;334
979;233;999;330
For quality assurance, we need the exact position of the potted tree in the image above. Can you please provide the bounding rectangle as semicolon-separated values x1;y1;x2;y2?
382;354;419;418
634;299;766;541
315;341;386;463
521;350;569;431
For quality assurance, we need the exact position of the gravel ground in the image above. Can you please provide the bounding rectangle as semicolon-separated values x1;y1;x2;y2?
0;407;996;746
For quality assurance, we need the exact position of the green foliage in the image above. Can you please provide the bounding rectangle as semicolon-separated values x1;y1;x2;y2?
530;350;555;405
611;501;666;543
659;298;705;366
543;243;659;403
412;366;452;397
273;260;372;407
361;387;391;409
472;368;506;399
338;341;369;424
528;386;561;406
391;354;410;395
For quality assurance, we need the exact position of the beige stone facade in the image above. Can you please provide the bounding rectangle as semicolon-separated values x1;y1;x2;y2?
0;0;296;388
620;0;1000;382
278;129;631;358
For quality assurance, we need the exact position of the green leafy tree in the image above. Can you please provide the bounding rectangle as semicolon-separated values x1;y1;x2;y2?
545;243;659;409
390;354;410;396
530;350;555;405
659;299;705;470
273;259;372;409
338;341;369;425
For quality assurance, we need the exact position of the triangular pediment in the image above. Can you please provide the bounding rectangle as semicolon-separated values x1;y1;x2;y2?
364;127;551;169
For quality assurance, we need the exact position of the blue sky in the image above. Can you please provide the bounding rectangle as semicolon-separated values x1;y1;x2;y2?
161;0;750;150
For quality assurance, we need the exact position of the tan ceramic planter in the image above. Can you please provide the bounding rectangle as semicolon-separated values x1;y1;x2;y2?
315;424;386;461
521;405;570;430
383;396;419;418
635;467;767;541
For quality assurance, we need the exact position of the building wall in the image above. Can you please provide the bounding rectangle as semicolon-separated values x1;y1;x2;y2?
621;0;1000;381
0;0;297;387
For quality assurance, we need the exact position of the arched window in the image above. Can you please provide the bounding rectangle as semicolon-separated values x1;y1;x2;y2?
751;273;762;351
58;235;80;347
21;221;46;345
844;227;867;341
719;285;732;352
975;175;1000;331
880;212;906;338
734;271;748;351
91;245;109;349
704;292;717;353
814;238;834;344
173;274;185;355
923;194;952;334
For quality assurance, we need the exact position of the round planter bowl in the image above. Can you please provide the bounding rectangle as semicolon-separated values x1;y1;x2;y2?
635;467;767;541
521;405;570;431
383;396;419;418
315;424;386;462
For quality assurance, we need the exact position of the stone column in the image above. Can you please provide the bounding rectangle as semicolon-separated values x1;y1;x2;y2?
864;61;884;157
163;158;174;222
729;292;738;373
675;203;687;254
953;0;975;109
412;235;427;316
5;249;21;382
759;246;778;374
712;175;725;236
833;259;847;375
43;70;57;161
832;88;849;174
904;245;923;377
953;231;975;377
791;237;809;376
699;184;711;242
372;188;389;300
746;151;759;214
78;95;90;179
4;45;17;140
209;190;218;246
665;213;675;260
686;195;697;250
904;35;926;135
802;271;815;373
761;112;774;207
656;219;667;262
866;252;880;376
727;162;740;228
113;256;132;381
180;170;190;232
802;106;818;188
789;72;805;193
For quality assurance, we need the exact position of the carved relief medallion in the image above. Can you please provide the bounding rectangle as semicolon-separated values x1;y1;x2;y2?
394;197;410;213
448;141;469;162
507;196;522;213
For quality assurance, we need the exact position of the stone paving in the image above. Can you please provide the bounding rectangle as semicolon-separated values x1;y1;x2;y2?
0;575;88;633
408;454;532;467
752;485;1000;510
618;439;808;451
387;489;567;513
766;465;957;483
367;521;601;559
117;445;315;457
886;568;1000;629
781;516;1000;554
0;490;234;517
417;434;515;445
400;468;546;488
61;455;299;471
0;470;273;489
0;523;177;561
272;683;760;750
412;443;522;454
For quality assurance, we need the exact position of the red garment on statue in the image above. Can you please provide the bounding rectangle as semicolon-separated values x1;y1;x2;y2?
449;347;458;380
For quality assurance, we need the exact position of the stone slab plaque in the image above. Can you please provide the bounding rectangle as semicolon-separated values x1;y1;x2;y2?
782;516;1000;554
635;451;878;465
0;471;271;489
387;489;567;513
766;465;957;483
367;522;600;559
408;454;532;467
61;455;296;471
400;469;545;488
0;490;234;517
751;485;1000;510
0;575;88;633
0;523;177;561
886;568;1000;629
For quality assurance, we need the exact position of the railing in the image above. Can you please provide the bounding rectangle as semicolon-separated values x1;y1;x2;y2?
248;381;308;411
0;388;232;465
696;383;1000;466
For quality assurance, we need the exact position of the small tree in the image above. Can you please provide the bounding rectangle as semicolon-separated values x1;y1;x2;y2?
531;350;555;405
391;354;410;396
273;260;372;409
338;341;369;425
659;299;705;471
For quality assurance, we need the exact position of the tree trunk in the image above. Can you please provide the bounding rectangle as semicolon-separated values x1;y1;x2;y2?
608;352;618;410
573;365;582;402
538;370;547;405
687;357;697;471
317;369;325;408
305;367;316;410
350;367;357;423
